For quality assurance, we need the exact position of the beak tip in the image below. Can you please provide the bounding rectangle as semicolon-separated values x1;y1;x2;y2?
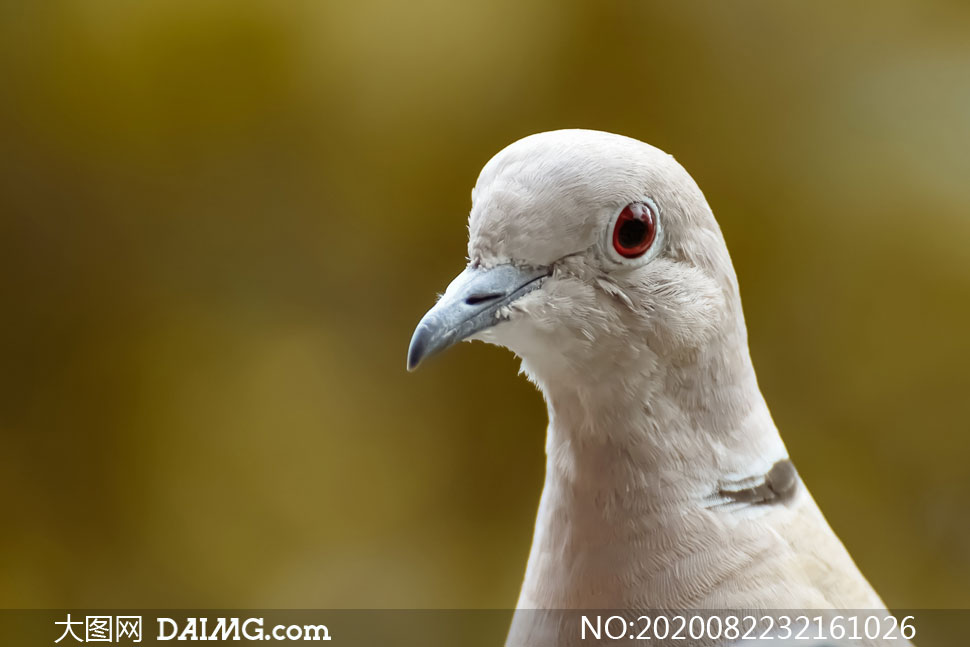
406;326;429;372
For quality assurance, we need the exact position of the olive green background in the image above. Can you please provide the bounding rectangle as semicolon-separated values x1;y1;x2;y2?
2;1;968;610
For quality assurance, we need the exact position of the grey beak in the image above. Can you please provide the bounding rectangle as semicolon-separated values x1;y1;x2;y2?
407;263;550;371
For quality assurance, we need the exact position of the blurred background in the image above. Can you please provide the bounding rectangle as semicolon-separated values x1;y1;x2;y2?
1;0;969;610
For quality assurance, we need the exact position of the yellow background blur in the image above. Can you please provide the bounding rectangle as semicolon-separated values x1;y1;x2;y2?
1;1;968;610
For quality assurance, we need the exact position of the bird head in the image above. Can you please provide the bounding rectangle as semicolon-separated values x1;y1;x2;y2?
408;130;743;389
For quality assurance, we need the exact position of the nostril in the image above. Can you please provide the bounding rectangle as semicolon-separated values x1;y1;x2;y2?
464;292;504;306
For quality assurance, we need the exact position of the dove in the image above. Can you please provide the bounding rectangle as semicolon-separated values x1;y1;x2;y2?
407;130;908;646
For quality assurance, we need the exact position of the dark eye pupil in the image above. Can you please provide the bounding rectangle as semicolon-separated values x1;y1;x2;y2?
612;202;657;259
617;218;647;249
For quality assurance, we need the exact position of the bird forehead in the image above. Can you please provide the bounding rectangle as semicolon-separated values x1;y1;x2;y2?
467;178;603;266
467;131;670;264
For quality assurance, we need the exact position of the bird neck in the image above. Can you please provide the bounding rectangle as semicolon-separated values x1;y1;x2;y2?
539;334;787;499
516;332;791;609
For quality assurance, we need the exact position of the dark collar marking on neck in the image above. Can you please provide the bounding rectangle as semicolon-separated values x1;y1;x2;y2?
710;459;800;508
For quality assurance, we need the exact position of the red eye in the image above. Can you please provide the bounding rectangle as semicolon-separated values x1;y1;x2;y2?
612;202;657;258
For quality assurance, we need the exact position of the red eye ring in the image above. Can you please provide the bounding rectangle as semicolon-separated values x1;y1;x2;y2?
612;202;657;258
